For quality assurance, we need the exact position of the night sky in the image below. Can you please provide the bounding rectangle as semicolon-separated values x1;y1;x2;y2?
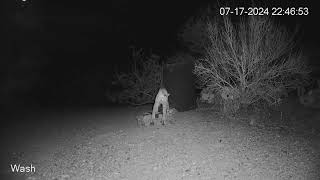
1;0;320;108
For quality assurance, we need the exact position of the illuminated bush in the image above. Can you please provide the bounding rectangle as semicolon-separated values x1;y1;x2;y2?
181;13;310;113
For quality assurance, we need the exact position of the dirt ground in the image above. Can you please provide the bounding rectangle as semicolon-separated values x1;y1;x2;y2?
1;99;320;180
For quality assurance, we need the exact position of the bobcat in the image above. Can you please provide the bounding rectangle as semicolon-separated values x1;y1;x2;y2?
200;87;216;103
152;88;170;125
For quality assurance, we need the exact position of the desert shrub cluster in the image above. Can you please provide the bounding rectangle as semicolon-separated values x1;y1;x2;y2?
108;3;311;116
180;9;310;113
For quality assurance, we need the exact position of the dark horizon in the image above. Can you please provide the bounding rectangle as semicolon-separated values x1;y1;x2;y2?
1;0;320;109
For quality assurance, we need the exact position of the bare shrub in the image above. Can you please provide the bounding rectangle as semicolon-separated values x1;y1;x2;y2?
194;15;310;112
107;46;162;105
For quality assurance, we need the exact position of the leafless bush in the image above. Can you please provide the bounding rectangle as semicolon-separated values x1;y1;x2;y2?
107;46;162;105
194;15;310;112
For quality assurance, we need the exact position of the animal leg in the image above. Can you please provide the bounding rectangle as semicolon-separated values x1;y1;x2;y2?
162;102;168;125
152;101;159;119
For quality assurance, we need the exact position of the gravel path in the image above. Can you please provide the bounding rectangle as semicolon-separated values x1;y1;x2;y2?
1;106;320;180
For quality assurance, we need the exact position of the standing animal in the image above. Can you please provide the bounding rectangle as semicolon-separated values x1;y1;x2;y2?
152;88;170;125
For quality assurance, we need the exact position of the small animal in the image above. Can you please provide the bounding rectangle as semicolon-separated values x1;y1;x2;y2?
152;88;170;125
200;87;215;103
299;88;320;108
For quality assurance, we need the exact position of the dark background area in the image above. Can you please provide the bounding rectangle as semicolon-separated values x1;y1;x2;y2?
1;0;319;111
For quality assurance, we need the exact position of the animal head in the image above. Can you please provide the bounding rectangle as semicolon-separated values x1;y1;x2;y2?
161;88;170;96
299;90;315;106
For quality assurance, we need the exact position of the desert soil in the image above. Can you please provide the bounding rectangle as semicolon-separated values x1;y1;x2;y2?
1;102;320;180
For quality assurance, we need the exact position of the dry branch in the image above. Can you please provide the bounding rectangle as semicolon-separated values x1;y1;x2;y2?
107;46;162;105
193;15;310;112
